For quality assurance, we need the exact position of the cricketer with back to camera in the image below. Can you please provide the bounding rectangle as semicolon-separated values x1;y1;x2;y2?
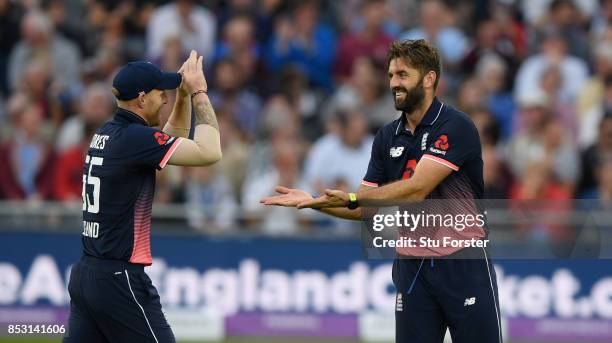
63;50;221;343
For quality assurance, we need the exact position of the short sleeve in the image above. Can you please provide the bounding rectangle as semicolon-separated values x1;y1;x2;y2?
362;129;385;187
421;117;480;171
124;125;183;170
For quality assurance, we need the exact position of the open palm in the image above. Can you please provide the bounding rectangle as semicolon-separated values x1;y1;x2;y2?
260;186;313;207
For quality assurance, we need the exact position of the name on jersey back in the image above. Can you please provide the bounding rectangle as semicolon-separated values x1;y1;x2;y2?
89;134;110;150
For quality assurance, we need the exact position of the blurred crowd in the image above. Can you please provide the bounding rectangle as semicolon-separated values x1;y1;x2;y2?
0;0;611;237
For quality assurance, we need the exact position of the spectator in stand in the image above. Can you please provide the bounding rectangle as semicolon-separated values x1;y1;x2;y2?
78;0;148;60
147;0;216;61
156;32;185;75
578;41;612;113
514;28;588;103
208;58;262;140
13;60;52;119
577;45;612;147
79;1;108;57
456;77;485;114
578;112;612;195
109;1;156;60
242;108;310;234
399;0;468;66
1;0;612;235
277;67;324;141
78;3;128;86
591;0;612;41
334;0;393;81
215;0;258;34
2;92;27;134
507;92;580;190
55;83;114;153
80;45;123;86
8;10;81;93
0;0;23;95
332;0;402;37
520;0;598;28
580;154;612;204
212;14;262;87
0;104;55;200
462;18;518;82
483;144;513;199
185;166;238;232
470;107;501;148
43;0;84;55
304;110;373;194
215;0;282;50
475;54;515;140
215;111;250;201
528;0;590;61
324;56;396;129
13;58;66;128
153;166;185;205
384;0;418;33
153;32;186;129
330;0;365;33
241;96;311;233
509;160;573;245
598;20;612;42
471;107;511;199
244;96;301;184
264;0;337;91
490;0;527;60
539;65;579;142
53;124;96;202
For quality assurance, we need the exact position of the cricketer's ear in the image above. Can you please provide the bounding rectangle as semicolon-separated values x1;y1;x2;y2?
137;91;146;109
423;70;437;90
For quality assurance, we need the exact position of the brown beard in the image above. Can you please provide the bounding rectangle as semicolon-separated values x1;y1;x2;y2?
393;77;425;114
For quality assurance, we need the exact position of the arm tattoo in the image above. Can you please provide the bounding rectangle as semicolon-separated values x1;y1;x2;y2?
193;97;219;130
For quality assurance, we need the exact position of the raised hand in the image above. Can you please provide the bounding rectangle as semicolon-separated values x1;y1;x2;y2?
260;186;313;207
177;58;190;97
179;50;208;95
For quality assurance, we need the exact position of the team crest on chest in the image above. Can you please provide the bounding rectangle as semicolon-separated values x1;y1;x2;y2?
421;132;429;150
390;146;404;158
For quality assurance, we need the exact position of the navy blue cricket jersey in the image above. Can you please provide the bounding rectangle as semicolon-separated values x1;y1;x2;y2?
362;97;486;256
81;108;183;265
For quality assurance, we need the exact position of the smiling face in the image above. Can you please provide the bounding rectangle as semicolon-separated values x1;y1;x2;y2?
385;40;440;114
388;58;428;113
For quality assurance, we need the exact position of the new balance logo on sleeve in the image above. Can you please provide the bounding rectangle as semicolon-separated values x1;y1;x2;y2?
464;297;476;306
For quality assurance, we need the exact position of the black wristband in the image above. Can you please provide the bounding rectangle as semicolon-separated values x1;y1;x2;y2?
347;192;359;210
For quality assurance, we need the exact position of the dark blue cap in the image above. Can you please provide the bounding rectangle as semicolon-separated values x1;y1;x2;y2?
111;61;182;100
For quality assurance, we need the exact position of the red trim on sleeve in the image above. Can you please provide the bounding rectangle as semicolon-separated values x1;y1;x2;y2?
158;137;183;169
361;180;379;187
421;154;459;171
